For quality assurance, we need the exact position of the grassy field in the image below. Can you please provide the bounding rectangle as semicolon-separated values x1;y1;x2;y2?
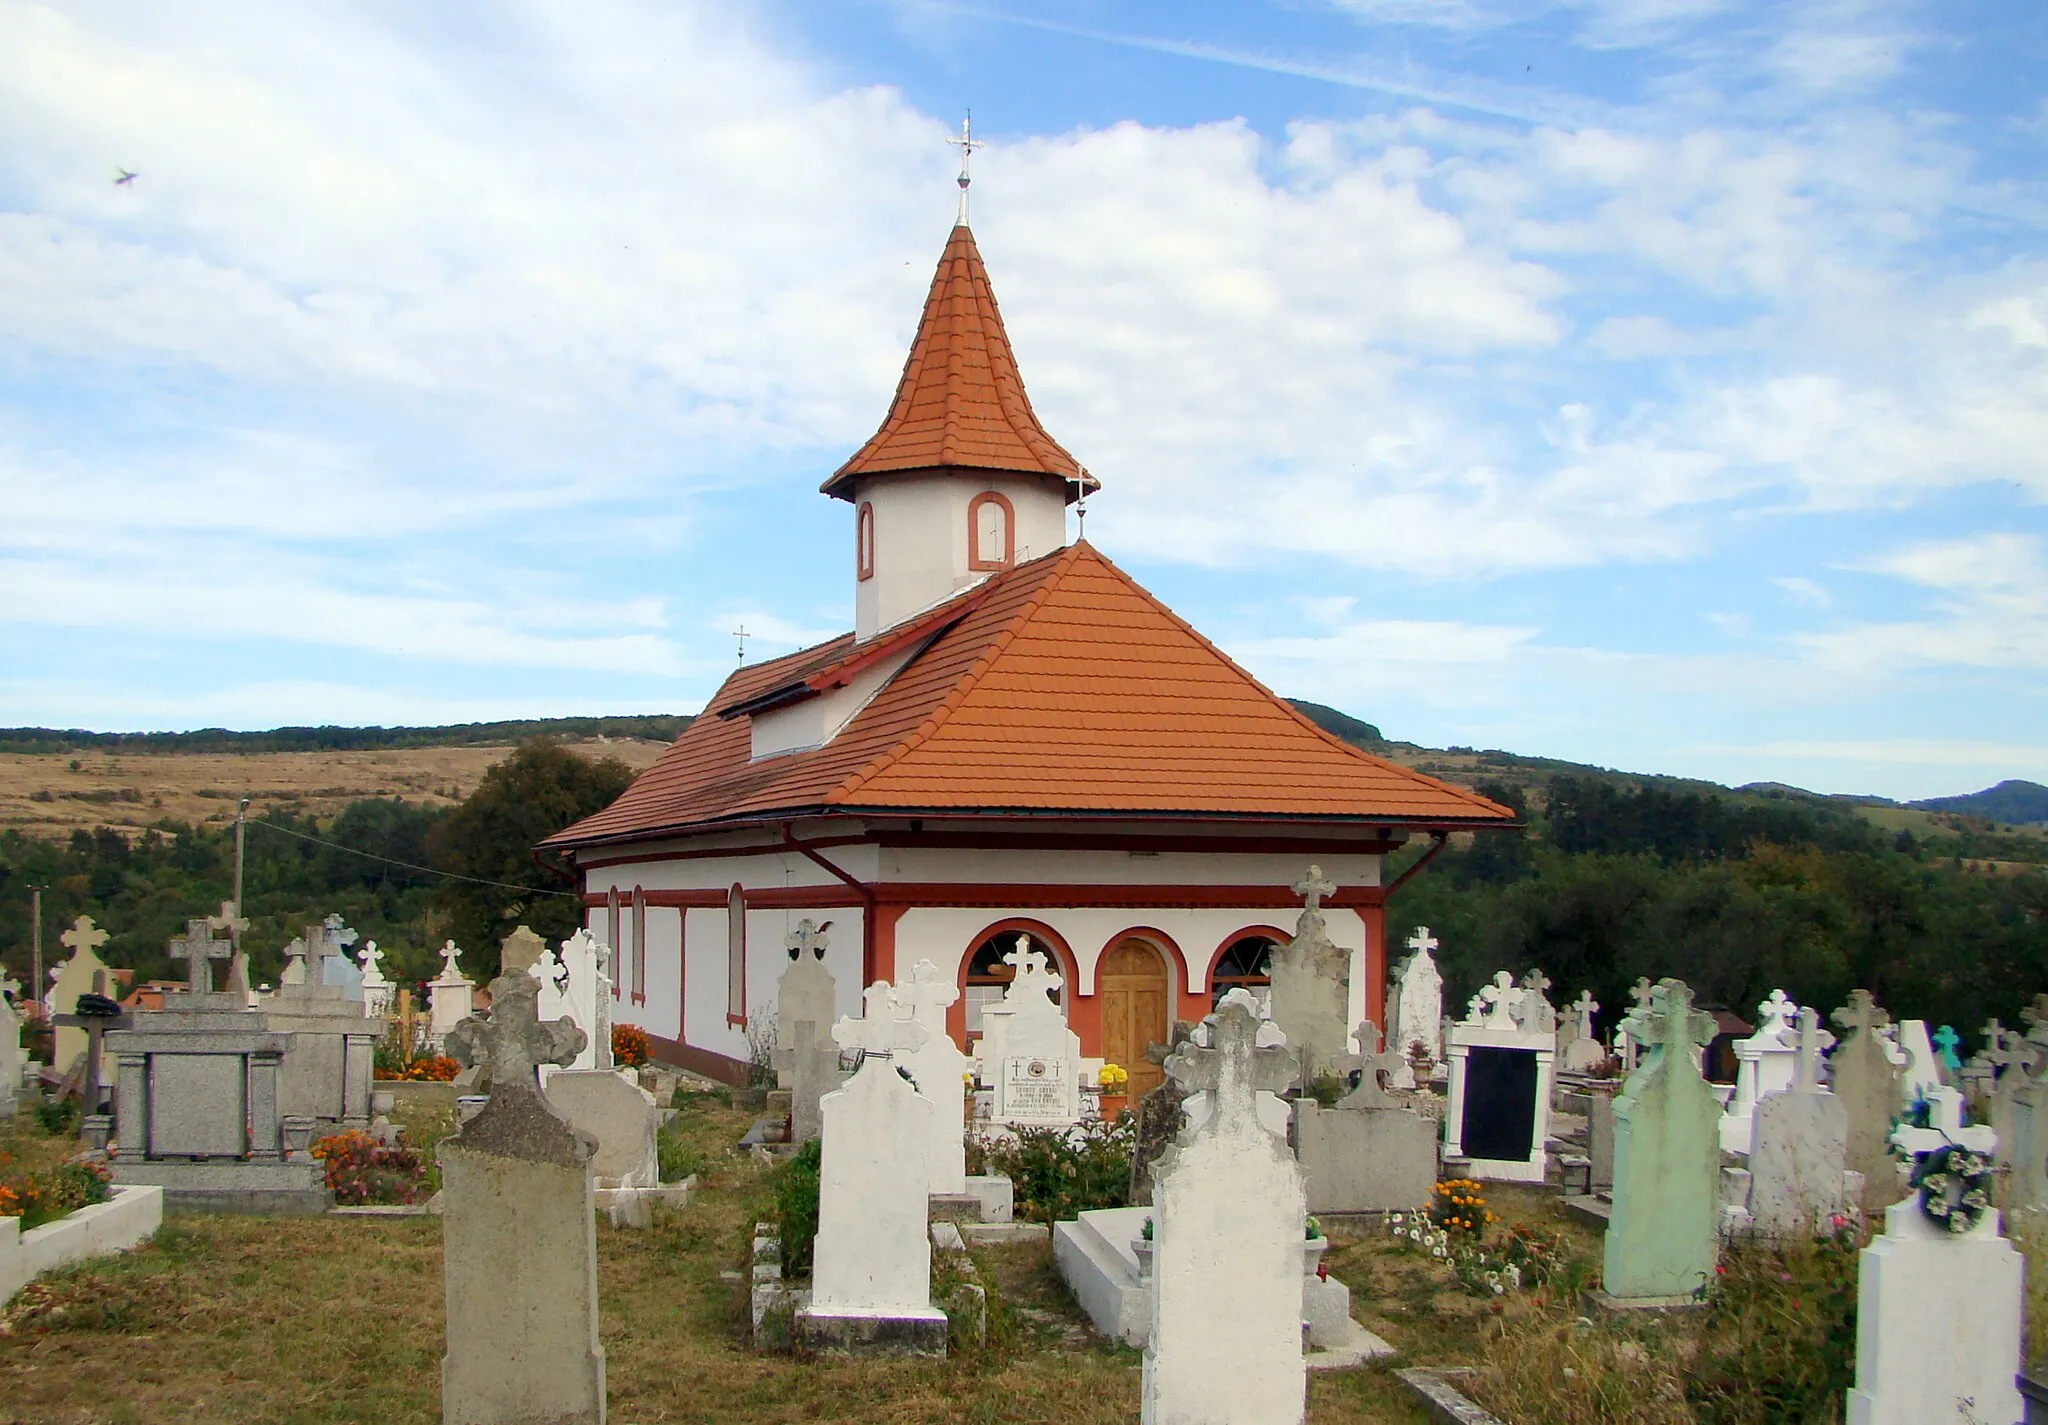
0;740;669;842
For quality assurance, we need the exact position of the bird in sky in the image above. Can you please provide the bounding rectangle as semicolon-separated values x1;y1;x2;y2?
113;168;137;186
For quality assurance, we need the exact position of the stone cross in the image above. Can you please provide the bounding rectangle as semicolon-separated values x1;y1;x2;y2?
168;917;234;995
1983;1021;2043;1085
1471;970;1520;1028
208;898;249;937
896;957;960;1015
772;1019;843;1144
1569;989;1599;1037
1516;968;1556;1033
1521;968;1552;1002
785;918;830;960
1162;988;1297;1128
2025;994;2048;1043
1833;987;1890;1043
446;971;586;1096
282;914;357;988
1406;926;1439;957
358;940;386;979
1292;864;1335;915
437;940;470;984
1756;988;1798;1036
1003;940;1064;1006
831;982;928;1059
60;915;109;959
1790;1006;1836;1092
1335;1020;1407;1111
1932;1024;1962;1076
1641;978;1717;1062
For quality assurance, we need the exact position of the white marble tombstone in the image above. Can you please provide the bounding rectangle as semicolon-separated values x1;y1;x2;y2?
1264;865;1352;1087
1720;989;1801;1155
1894;1019;1944;1107
427;941;475;1051
983;940;1084;1126
357;940;395;1020
47;915;112;1076
895;958;969;1197
1384;926;1443;1091
1559;990;1605;1072
1443;972;1556;1183
532;930;613;1082
0;977;21;1119
799;983;948;1355
1724;1008;1859;1239
1143;990;1306;1425
1847;1086;2020;1425
1513;968;1557;1037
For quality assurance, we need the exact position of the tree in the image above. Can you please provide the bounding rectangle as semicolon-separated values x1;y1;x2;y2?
427;740;635;957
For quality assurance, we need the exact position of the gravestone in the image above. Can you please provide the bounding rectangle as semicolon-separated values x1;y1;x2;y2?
1143;989;1306;1425
1719;990;1801;1155
0;976;20;1119
1894;1019;1943;1107
427;941;475;1051
1983;1015;2048;1209
358;940;396;1019
983;942;1085;1126
498;925;548;977
48;916;112;1077
1613;977;1655;1073
533;929;613;1081
774;919;838;1087
1443;972;1555;1183
1602;978;1721;1304
1265;866;1352;1087
1559;990;1604;1072
1832;990;1907;1212
1514;968;1557;1036
266;915;377;1133
544;1069;661;1221
1292;1020;1437;1213
208;900;255;1007
771;1020;842;1146
895;958;969;1197
1933;1024;1963;1079
1725;1008;1859;1240
1384;927;1443;1090
1847;1087;2020;1425
440;968;603;1425
798;982;947;1355
1129;1022;1196;1207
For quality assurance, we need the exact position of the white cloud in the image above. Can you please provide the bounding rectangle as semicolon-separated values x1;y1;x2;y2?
1770;576;1831;607
1795;534;2048;676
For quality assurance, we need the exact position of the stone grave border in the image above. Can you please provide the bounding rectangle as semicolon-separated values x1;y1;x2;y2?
0;1184;164;1303
1394;1366;1509;1425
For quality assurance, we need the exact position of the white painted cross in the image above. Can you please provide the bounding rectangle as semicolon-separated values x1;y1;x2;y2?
59;916;109;959
1790;1006;1836;1092
785;918;830;961
436;940;470;985
1003;938;1064;1007
1474;971;1520;1029
1292;865;1336;914
832;982;928;1059
1405;926;1439;957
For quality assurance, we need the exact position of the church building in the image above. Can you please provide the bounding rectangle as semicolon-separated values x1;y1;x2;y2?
541;207;1514;1089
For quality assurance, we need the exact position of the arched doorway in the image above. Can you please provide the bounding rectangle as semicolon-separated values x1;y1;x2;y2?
1099;938;1170;1099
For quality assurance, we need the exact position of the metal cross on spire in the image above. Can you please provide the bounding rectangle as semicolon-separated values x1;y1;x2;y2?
949;111;984;226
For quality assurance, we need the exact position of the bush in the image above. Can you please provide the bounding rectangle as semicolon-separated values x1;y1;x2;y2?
656;1120;702;1184
32;1099;80;1137
977;1118;1135;1223
310;1130;427;1205
776;1138;822;1279
1686;1228;1861;1423
612;1023;651;1068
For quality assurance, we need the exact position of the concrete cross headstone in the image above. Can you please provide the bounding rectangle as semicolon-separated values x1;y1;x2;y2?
446;971;587;1097
49;916;113;1076
168;917;234;997
208;900;254;1004
1145;990;1307;1425
357;940;394;1018
985;946;1085;1126
1931;1024;1961;1077
1832;989;1906;1211
1720;989;1803;1155
279;915;356;996
894;957;970;1195
1895;1019;1944;1106
1603;978;1721;1303
427;940;475;1051
1613;976;1656;1071
532;929;611;1077
1561;989;1605;1071
1728;1007;1856;1240
1385;926;1443;1088
773;919;839;1087
1266;865;1351;1087
1296;1018;1440;1212
1334;1020;1405;1111
771;1019;842;1145
1515;968;1556;1035
1467;971;1521;1030
833;981;928;1060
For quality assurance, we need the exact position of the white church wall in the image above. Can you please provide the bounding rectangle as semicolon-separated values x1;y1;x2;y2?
750;642;922;760
854;471;1067;641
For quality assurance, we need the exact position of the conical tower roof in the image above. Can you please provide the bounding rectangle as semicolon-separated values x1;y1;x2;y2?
823;224;1091;502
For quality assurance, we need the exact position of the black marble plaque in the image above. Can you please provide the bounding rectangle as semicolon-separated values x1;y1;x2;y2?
1460;1046;1538;1162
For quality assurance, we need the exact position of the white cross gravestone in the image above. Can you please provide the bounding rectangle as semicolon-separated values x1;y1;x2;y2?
278;913;356;996
1514;968;1557;1036
1725;1007;1859;1240
358;940;395;1020
774;919;838;1089
895;958;969;1196
0;974;22;1118
48;916;112;1077
1143;989;1307;1425
1560;990;1605;1072
1894;1019;1944;1108
983;941;1085;1126
797;982;948;1355
1833;990;1907;1212
532;930;613;1082
1384;926;1443;1090
1444;972;1556;1183
1613;977;1655;1072
1719;990;1802;1155
1846;1085;2021;1425
1265;865;1352;1087
427;940;475;1051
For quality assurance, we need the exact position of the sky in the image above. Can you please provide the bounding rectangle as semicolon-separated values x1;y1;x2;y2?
1;0;2044;801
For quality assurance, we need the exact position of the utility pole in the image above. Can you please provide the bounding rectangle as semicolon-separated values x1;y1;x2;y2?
28;883;46;1020
233;798;250;946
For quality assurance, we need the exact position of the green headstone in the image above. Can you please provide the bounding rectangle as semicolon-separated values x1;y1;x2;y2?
1603;977;1721;1301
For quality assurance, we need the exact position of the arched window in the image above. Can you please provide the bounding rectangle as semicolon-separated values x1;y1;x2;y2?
726;884;746;1026
964;929;1062;1038
1211;934;1278;1008
856;501;875;581
630;885;646;1007
605;886;621;995
968;491;1014;571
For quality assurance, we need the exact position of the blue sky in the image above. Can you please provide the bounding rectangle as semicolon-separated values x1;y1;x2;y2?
1;0;2044;800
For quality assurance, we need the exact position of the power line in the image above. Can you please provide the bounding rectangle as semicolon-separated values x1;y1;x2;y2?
246;819;580;899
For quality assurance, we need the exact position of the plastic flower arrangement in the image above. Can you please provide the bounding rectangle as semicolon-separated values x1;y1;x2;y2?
1098;1064;1129;1090
1429;1178;1496;1241
611;1023;652;1069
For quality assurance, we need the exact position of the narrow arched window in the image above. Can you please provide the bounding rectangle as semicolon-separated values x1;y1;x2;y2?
726;884;746;1026
968;491;1014;571
856;501;876;581
630;885;647;1006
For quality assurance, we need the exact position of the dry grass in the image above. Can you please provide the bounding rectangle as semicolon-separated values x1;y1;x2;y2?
0;741;668;841
0;1118;90;1183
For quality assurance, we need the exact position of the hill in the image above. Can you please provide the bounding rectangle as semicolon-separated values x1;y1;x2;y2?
1911;779;2048;826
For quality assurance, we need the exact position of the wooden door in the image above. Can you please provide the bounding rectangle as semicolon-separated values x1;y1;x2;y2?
1099;938;1170;1099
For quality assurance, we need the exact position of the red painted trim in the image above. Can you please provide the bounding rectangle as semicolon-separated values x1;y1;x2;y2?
674;904;687;1048
588;882;1380;912
874;902;907;989
587;887;866;911
856;501;875;581
578;837;866;871
948;918;1079;1048
641;1027;750;1085
967;489;1016;570
630;885;646;1006
1202;924;1290;996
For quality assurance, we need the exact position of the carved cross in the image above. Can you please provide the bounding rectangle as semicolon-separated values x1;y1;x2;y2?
897;957;960;1013
831;981;928;1058
358;939;389;984
1292;865;1336;914
168;917;234;995
1336;1020;1407;1111
1405;926;1439;958
784;918;830;961
1570;989;1599;1039
1640;979;1716;1064
208;899;250;939
773;1019;843;1138
1630;977;1655;1014
1163;989;1296;1130
1932;1024;1962;1075
1520;968;1552;1001
1832;988;1890;1044
1003;940;1064;1008
59;916;109;959
1474;970;1520;1028
1890;1085;1996;1158
2024;994;2048;1034
1756;989;1798;1035
1790;1006;1836;1092
445;971;586;1095
1982;1021;2044;1087
437;940;469;984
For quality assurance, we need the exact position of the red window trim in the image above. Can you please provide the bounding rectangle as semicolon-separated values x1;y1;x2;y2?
967;490;1015;571
726;883;747;1027
856;501;875;581
605;887;621;997
631;885;647;1006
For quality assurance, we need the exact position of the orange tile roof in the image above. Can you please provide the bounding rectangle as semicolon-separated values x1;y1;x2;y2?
544;543;1513;849
822;224;1089;501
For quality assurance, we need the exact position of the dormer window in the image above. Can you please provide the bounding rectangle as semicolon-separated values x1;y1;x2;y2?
968;491;1014;571
856;501;876;581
